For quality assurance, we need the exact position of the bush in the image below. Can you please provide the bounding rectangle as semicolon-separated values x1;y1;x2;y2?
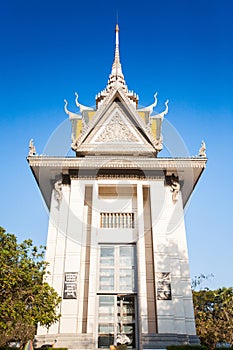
166;346;207;350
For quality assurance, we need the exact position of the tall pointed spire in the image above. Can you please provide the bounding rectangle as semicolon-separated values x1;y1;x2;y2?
95;24;139;108
107;23;127;89
111;24;123;78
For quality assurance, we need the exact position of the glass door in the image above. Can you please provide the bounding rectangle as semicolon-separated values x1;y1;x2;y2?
98;245;137;349
98;294;136;349
98;295;115;348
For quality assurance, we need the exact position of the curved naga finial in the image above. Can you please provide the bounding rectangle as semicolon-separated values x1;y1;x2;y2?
152;92;158;109
75;92;79;108
198;140;206;157
64;99;69;115
159;99;169;119
139;92;158;114
64;99;79;119
75;92;93;112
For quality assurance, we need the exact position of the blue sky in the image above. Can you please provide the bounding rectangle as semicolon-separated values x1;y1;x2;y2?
0;0;232;289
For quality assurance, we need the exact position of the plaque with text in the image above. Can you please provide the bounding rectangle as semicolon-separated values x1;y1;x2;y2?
156;272;172;300
63;272;78;299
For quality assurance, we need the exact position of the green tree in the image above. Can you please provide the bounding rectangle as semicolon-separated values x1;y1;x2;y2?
192;275;233;349
0;227;61;347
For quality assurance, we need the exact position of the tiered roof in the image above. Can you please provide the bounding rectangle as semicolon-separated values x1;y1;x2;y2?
64;24;170;157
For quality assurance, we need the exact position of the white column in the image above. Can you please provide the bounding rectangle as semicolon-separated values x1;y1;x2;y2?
150;179;175;333
87;181;99;334
77;204;88;333
49;183;71;335
59;178;85;334
136;183;148;333
150;179;196;335
37;183;62;336
44;185;60;282
167;187;196;335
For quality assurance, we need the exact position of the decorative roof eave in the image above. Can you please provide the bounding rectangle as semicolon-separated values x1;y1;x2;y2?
64;99;81;120
138;93;158;114
27;156;207;170
151;99;169;119
75;92;94;112
64;93;94;120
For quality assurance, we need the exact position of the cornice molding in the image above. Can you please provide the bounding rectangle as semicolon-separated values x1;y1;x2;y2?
27;156;207;169
69;174;165;180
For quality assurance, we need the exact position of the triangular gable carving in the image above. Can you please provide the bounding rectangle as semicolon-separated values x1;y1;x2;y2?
75;87;161;156
91;107;144;144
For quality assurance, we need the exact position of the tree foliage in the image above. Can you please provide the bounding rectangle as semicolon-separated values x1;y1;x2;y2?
0;227;61;347
192;275;233;349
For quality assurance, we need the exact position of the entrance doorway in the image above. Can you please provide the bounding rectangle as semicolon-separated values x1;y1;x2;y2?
97;245;137;349
98;294;136;349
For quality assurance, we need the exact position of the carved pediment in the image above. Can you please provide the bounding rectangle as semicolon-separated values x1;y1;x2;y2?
75;95;159;156
95;113;139;143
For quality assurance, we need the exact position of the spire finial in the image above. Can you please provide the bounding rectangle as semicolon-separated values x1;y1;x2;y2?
95;23;139;107
111;22;123;79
